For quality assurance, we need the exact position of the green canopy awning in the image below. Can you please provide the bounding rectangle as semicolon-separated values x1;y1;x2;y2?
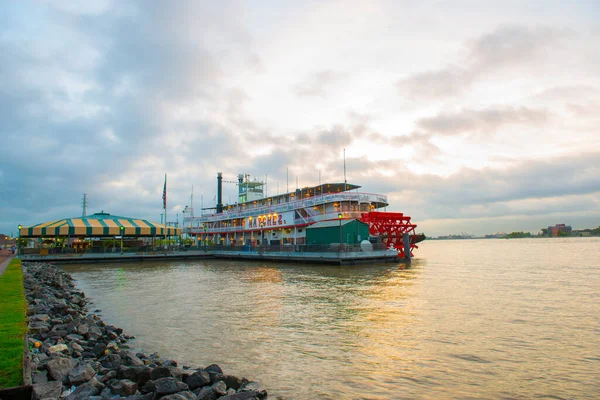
19;212;180;238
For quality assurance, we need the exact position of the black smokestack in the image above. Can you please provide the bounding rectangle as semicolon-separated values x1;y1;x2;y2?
217;172;223;213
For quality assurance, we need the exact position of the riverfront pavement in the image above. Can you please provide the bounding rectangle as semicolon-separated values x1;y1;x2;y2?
0;251;13;275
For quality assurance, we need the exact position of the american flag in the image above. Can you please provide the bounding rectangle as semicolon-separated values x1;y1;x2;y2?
162;174;167;209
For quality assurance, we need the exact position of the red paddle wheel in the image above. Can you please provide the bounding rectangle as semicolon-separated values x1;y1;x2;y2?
359;211;420;258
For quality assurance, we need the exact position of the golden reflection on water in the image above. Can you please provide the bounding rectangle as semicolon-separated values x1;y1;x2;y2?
63;238;600;399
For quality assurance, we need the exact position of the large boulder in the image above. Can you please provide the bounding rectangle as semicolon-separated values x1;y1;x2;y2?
65;377;104;400
204;364;223;374
68;363;95;385
154;377;189;397
45;357;76;382
91;342;107;357
119;350;145;367
221;374;243;390
211;380;227;396
121;366;152;386
160;391;196;400
86;325;103;341
108;379;138;396
150;366;172;380
76;324;89;336
32;371;48;384
32;380;62;400
101;353;122;369
194;386;217;400
184;370;211;390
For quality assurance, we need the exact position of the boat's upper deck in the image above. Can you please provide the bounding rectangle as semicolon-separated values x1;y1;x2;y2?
185;183;388;224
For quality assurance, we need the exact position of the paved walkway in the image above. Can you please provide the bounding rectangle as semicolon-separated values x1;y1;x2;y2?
0;254;14;276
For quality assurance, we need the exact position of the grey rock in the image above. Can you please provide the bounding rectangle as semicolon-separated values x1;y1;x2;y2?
211;380;227;396
92;342;107;357
29;321;50;334
194;386;217;400
33;371;49;384
150;366;172;380
124;394;153;400
125;353;145;367
221;374;243;390
65;334;84;342
239;381;262;392
209;372;223;384
185;370;210;390
86;325;103;341
160;391;196;400
154;377;189;396
163;359;178;367
121;366;152;386
167;367;185;381
141;379;156;394
48;329;68;339
98;369;118;383
108;379;138;396
77;324;89;336
45;357;75;382
101;353;122;369
99;387;113;399
50;323;68;332
31;314;50;322
65;377;104;400
68;363;95;385
32;380;62;400
204;364;223;374
70;342;84;352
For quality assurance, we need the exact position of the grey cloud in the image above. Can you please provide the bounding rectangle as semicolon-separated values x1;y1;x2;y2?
399;152;600;219
293;70;345;98
468;25;564;70
416;106;549;135
0;1;262;232
348;151;600;236
397;25;568;100
397;66;471;99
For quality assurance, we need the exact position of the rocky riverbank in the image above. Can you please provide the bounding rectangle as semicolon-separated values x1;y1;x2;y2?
22;262;268;400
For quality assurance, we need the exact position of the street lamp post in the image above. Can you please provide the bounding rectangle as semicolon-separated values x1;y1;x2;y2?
338;213;343;253
120;226;124;255
17;224;22;257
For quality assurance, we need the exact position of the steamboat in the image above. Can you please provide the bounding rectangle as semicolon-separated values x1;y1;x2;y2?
183;173;423;258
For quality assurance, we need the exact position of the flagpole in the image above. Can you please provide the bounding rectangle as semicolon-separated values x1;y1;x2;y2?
164;173;167;250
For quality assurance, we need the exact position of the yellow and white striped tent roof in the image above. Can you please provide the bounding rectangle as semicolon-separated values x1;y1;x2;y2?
19;212;180;238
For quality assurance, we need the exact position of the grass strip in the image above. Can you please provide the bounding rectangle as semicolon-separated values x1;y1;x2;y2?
0;259;27;389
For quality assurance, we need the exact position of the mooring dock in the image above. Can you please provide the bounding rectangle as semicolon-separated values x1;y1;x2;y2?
18;246;405;265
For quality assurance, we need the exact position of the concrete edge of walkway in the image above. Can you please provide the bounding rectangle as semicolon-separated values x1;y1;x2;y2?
0;255;15;276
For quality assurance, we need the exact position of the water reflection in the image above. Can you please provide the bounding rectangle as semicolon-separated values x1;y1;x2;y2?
61;239;600;399
63;260;421;399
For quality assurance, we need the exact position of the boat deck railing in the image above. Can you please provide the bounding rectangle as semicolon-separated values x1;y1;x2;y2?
184;191;388;225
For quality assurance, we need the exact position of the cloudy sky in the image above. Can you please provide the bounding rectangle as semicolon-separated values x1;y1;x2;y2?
2;0;599;237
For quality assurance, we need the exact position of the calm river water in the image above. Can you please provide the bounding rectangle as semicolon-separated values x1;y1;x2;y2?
62;238;600;399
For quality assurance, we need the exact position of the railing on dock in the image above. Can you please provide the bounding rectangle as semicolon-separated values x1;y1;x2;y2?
19;243;391;257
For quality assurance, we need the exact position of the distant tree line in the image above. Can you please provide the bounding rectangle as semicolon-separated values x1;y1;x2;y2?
505;232;532;238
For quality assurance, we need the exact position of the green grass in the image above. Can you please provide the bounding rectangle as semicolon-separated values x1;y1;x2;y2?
0;259;27;389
